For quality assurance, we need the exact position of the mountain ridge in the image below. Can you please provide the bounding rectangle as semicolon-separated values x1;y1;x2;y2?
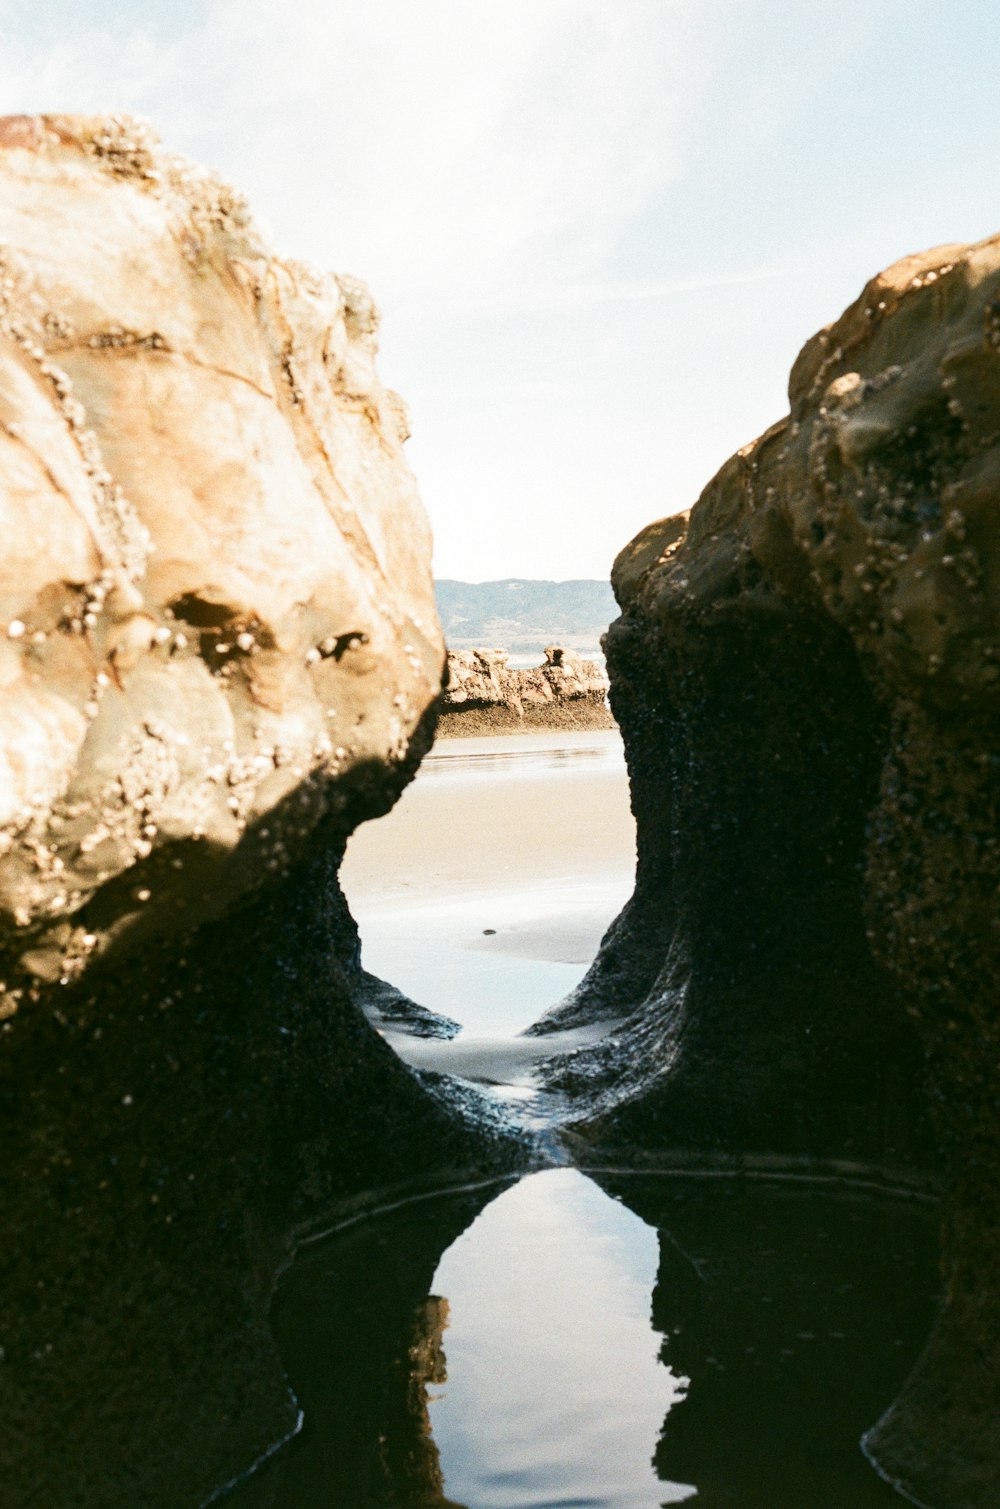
435;577;616;655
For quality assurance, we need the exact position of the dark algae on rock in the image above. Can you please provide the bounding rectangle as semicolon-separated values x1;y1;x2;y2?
533;237;1000;1507
0;824;525;1509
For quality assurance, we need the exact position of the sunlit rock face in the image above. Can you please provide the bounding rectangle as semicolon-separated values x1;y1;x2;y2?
0;116;521;1509
439;645;613;734
0;111;442;1003
540;236;1000;1507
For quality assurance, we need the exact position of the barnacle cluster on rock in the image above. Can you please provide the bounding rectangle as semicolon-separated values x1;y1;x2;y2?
0;118;523;1509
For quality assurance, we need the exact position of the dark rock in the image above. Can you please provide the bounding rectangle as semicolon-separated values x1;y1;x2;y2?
536;235;1000;1506
0;744;525;1509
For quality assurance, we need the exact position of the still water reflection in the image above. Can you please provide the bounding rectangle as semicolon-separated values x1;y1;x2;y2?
228;1171;937;1508
427;1171;692;1508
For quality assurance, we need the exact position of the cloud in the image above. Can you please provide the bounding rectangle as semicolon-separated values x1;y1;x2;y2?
0;3;187;116
0;1;798;580
0;0;723;311
184;0;724;302
440;264;803;321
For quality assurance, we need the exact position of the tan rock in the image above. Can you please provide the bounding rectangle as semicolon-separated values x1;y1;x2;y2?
0;113;444;998
0;117;520;1509
439;645;613;734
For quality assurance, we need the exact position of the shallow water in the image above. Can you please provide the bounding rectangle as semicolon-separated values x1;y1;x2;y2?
227;732;942;1507
227;1169;939;1508
340;730;635;1038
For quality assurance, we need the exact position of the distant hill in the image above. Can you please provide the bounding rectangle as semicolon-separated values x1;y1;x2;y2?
435;578;617;657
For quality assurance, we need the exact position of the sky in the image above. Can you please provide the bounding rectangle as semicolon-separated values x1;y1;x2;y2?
1;1;997;580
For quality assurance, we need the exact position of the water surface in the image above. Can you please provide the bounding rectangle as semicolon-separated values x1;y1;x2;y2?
340;730;635;1037
227;731;941;1507
228;1169;939;1508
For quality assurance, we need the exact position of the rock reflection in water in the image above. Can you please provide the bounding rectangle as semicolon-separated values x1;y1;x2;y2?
228;1171;939;1508
226;1183;495;1508
599;1173;940;1508
427;1168;691;1508
403;1295;467;1508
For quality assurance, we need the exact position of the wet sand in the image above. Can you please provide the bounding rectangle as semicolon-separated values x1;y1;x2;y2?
339;730;636;1071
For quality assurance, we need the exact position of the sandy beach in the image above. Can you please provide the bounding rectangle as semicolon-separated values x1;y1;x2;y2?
339;730;636;1052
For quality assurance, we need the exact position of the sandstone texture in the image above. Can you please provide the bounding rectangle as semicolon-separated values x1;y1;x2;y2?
536;237;1000;1507
438;645;613;735
0;111;442;1007
0;116;523;1508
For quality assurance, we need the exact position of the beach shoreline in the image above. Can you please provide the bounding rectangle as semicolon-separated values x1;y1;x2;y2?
340;729;635;1046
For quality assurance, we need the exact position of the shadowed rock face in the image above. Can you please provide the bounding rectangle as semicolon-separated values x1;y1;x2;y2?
0;117;524;1508
533;584;926;1167
0;827;520;1509
537;237;1000;1506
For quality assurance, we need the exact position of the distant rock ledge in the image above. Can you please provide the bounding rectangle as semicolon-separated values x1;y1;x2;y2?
438;646;614;736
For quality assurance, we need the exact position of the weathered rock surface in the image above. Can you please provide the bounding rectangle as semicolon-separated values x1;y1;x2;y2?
439;645;613;735
0;111;442;1006
535;237;1000;1506
0;116;523;1508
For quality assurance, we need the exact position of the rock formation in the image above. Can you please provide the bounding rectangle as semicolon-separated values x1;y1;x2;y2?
439;645;613;734
0;111;444;999
0;116;522;1508
535;237;1000;1507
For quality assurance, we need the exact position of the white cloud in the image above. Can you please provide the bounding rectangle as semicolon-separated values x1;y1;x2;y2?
189;0;722;319
2;1;889;580
0;0;722;312
0;5;185;116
